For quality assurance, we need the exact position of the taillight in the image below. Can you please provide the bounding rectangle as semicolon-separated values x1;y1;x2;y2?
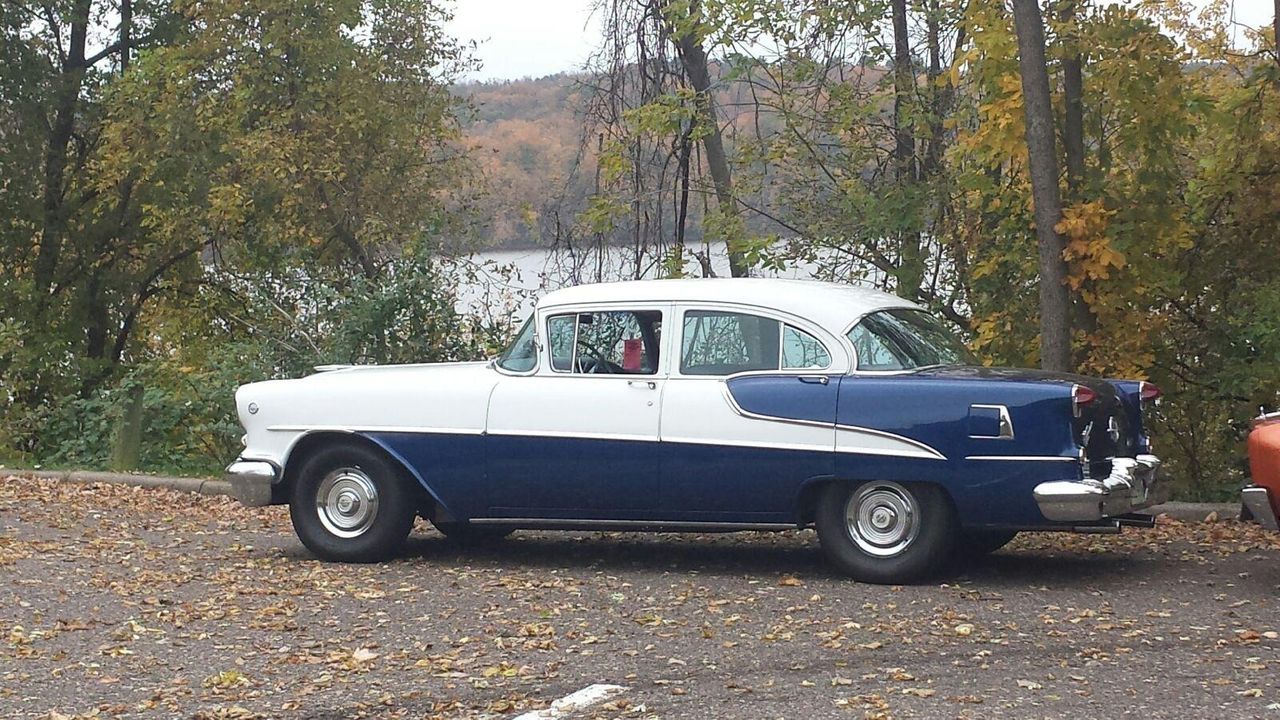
1139;381;1161;403
1072;384;1096;417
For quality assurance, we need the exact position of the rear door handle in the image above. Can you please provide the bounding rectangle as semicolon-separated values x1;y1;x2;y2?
628;380;657;390
798;376;830;385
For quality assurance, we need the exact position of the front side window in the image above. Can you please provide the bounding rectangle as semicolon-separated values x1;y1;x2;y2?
847;308;975;371
548;310;662;374
496;316;537;373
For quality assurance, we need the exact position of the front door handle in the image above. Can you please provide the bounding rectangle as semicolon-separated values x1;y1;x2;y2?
798;376;830;385
627;379;657;390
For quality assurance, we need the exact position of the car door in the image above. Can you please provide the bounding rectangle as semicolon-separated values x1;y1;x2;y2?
482;304;669;518
659;306;839;522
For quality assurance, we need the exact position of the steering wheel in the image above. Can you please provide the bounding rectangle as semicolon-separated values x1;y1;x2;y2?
578;355;623;374
577;340;619;374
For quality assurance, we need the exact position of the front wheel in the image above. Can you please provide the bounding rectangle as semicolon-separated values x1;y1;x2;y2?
815;480;957;584
289;444;417;563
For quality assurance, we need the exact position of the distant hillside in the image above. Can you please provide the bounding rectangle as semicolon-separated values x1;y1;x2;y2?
454;63;891;250
457;74;592;249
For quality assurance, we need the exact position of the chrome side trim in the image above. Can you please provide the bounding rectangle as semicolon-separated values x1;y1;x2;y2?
719;383;946;460
719;383;835;430
1242;486;1279;531
835;425;946;460
662;435;832;453
469;518;796;531
487;428;658;443
966;455;1078;462
268;424;484;435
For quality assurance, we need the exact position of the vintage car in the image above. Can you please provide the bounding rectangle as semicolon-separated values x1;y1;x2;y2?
1242;410;1280;530
226;278;1165;583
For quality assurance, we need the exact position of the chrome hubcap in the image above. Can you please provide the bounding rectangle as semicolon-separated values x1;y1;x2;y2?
845;481;919;558
316;468;379;538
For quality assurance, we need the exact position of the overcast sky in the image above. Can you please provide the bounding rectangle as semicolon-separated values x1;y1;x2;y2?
446;0;1276;82
447;0;603;81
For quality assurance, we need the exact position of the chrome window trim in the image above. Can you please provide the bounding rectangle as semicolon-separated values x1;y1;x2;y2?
672;304;844;378
544;312;577;374
781;323;833;371
535;304;669;377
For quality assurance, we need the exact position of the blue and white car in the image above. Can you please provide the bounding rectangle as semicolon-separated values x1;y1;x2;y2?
227;278;1164;583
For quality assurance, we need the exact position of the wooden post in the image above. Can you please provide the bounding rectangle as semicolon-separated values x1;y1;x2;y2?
111;383;145;471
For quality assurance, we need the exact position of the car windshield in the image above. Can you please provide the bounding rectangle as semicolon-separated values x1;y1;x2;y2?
847;308;976;371
496;316;537;372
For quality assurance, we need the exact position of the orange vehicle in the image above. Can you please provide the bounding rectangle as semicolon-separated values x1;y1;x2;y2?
1243;410;1280;530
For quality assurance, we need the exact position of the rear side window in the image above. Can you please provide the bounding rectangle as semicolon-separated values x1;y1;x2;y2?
783;325;831;369
681;310;830;375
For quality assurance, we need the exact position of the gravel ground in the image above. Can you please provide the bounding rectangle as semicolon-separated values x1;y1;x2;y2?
2;476;1279;720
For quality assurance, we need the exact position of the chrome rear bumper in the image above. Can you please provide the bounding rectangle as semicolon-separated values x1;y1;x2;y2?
1034;454;1164;522
225;459;279;507
1242;486;1279;531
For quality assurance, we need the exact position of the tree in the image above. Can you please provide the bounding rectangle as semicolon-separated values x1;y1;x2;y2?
0;0;474;460
891;0;924;299
666;0;749;277
1010;0;1072;371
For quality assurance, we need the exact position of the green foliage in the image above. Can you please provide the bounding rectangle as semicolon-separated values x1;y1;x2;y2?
12;253;497;474
0;0;483;472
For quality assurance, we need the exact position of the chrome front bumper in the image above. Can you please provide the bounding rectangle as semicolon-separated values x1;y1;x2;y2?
1242;486;1279;531
225;459;279;507
1034;454;1164;522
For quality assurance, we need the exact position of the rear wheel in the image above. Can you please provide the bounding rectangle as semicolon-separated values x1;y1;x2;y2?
289;443;417;562
432;521;514;545
815;480;957;584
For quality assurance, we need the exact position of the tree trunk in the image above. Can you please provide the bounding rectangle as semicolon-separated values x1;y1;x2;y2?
1059;0;1085;198
1057;0;1096;365
924;0;944;177
667;1;748;277
674;124;692;275
891;0;924;300
1011;0;1073;372
1274;0;1279;78
35;0;92;293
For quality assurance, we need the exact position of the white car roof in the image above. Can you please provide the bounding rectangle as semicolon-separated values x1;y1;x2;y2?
537;278;920;335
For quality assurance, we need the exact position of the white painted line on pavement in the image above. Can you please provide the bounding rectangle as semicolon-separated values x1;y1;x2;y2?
513;683;628;719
